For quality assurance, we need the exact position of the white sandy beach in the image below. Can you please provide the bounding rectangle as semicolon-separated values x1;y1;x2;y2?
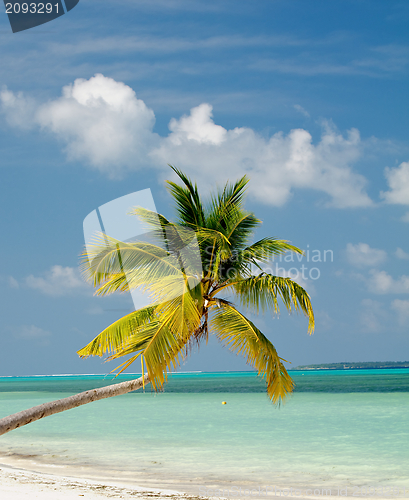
1;462;405;500
0;464;204;500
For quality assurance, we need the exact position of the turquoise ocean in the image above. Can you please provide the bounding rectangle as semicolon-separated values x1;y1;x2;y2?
0;370;408;497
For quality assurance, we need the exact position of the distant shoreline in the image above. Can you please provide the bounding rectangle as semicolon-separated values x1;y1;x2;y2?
293;361;409;370
1;364;409;378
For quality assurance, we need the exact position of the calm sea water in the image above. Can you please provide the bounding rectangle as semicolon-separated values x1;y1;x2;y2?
0;370;408;496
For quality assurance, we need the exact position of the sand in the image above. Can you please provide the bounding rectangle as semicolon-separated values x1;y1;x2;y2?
1;465;405;500
0;464;206;500
0;456;404;500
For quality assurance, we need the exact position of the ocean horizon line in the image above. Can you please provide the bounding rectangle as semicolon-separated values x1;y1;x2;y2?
0;370;254;378
2;366;409;379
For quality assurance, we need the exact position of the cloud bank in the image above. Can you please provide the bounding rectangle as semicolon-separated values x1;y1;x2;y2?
360;298;387;334
37;75;159;176
0;73;379;207
25;265;88;296
381;161;409;205
346;243;387;267
396;247;409;260
367;270;409;295
391;299;409;326
17;325;51;339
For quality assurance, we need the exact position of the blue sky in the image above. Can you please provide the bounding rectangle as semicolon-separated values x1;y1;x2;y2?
0;0;408;376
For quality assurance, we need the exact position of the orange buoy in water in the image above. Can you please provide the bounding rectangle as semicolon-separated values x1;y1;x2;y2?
222;401;227;405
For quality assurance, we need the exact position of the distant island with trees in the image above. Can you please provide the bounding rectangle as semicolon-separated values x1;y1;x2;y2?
293;361;409;370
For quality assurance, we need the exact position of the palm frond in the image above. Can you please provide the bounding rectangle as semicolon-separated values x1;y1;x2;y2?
241;238;304;263
206;176;253;235
77;305;156;358
81;233;197;298
157;287;202;342
229;274;315;333
109;290;201;390
210;304;294;404
108;319;184;390
128;206;173;232
166;166;206;228
209;175;249;216
225;211;261;250
128;207;198;255
218;238;304;280
82;234;167;282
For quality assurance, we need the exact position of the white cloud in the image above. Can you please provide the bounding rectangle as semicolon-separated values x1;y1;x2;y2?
0;87;36;129
316;310;332;331
153;108;372;208
346;243;387;267
1;74;159;177
26;265;88;296
17;325;51;339
168;103;227;145
8;276;19;289
360;299;387;333
37;74;159;177
401;212;409;223
49;34;306;57
2;74;374;207
86;306;105;315
293;104;310;118
391;299;409;326
367;269;409;294
396;247;409;260
381;161;409;205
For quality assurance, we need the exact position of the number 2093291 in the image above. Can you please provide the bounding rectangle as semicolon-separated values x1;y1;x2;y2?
5;3;60;14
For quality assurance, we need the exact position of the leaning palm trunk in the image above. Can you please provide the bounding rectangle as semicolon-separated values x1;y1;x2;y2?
0;374;149;437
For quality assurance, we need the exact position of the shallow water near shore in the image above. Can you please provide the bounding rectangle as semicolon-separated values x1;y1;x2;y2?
0;370;408;496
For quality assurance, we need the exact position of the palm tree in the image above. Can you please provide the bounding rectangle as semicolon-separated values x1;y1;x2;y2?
0;168;314;437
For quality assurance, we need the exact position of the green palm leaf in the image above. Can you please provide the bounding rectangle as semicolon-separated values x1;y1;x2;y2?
210;304;294;404
109;290;201;390
77;305;156;358
167;166;206;228
241;237;304;263
108;319;184;390
230;274;315;333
